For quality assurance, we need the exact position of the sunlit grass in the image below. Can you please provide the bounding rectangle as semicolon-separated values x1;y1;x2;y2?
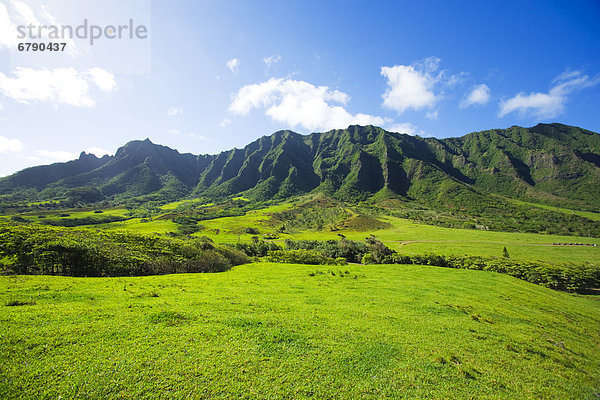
160;199;212;210
498;196;600;222
1;263;598;399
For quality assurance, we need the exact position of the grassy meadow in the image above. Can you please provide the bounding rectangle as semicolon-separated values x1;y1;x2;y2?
1;263;599;399
85;201;600;265
1;196;599;398
5;197;600;266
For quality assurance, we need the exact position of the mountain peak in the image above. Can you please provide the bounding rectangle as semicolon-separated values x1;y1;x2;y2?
0;124;598;207
78;151;98;160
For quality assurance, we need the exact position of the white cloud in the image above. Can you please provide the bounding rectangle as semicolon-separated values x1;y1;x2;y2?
87;68;117;92
168;129;181;134
0;103;4;110
381;57;466;117
387;122;430;137
87;147;111;157
263;54;282;68
426;110;438;120
499;70;600;118
220;118;231;128
229;78;388;131
0;3;17;49
0;134;24;153
447;71;469;87
35;149;77;161
381;57;443;114
12;0;42;27
166;106;183;117
188;132;209;141
226;58;240;74
461;84;491;108
0;67;116;107
0;2;78;55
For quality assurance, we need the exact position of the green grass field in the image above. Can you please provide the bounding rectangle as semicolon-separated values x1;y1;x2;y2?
160;199;212;210
36;202;597;265
14;206;130;223
5;199;600;266
1;263;599;399
500;197;600;222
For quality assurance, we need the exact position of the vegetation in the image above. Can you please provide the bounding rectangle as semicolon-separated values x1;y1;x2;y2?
283;238;600;292
1;121;599;397
1;263;599;399
1;124;599;239
0;221;247;277
38;215;128;227
265;249;344;265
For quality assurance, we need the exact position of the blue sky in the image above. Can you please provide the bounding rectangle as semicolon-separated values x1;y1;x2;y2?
0;0;599;176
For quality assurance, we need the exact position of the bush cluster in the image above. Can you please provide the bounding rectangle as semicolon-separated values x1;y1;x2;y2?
0;221;248;277
39;215;127;227
382;253;599;292
265;249;346;266
284;238;599;292
233;240;282;257
284;239;367;263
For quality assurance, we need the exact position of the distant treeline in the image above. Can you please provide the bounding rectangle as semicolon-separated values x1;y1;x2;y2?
385;204;600;238
1;220;597;292
0;221;247;277
39;215;128;227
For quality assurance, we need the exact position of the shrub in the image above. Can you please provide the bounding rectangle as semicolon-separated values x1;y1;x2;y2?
0;220;249;277
234;240;282;257
335;257;348;266
284;239;367;262
361;253;376;264
265;249;337;265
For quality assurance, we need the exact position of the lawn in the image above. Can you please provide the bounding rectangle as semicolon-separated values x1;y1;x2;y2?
1;263;599;399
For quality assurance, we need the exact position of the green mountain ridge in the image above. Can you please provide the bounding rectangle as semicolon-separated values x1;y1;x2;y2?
1;123;599;213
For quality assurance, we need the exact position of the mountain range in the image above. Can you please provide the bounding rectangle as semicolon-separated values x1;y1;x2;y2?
1;123;599;212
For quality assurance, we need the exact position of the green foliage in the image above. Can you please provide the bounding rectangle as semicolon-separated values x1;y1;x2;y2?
388;253;600;292
66;186;105;204
284;238;368;263
265;249;338;265
361;253;376;264
0;221;248;277
270;198;350;231
234;240;282;257
365;234;394;263
382;200;600;237
283;237;599;292
39;215;127;227
171;215;203;235
1;124;600;239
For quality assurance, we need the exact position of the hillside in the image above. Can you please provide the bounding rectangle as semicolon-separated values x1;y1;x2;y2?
1;123;599;213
